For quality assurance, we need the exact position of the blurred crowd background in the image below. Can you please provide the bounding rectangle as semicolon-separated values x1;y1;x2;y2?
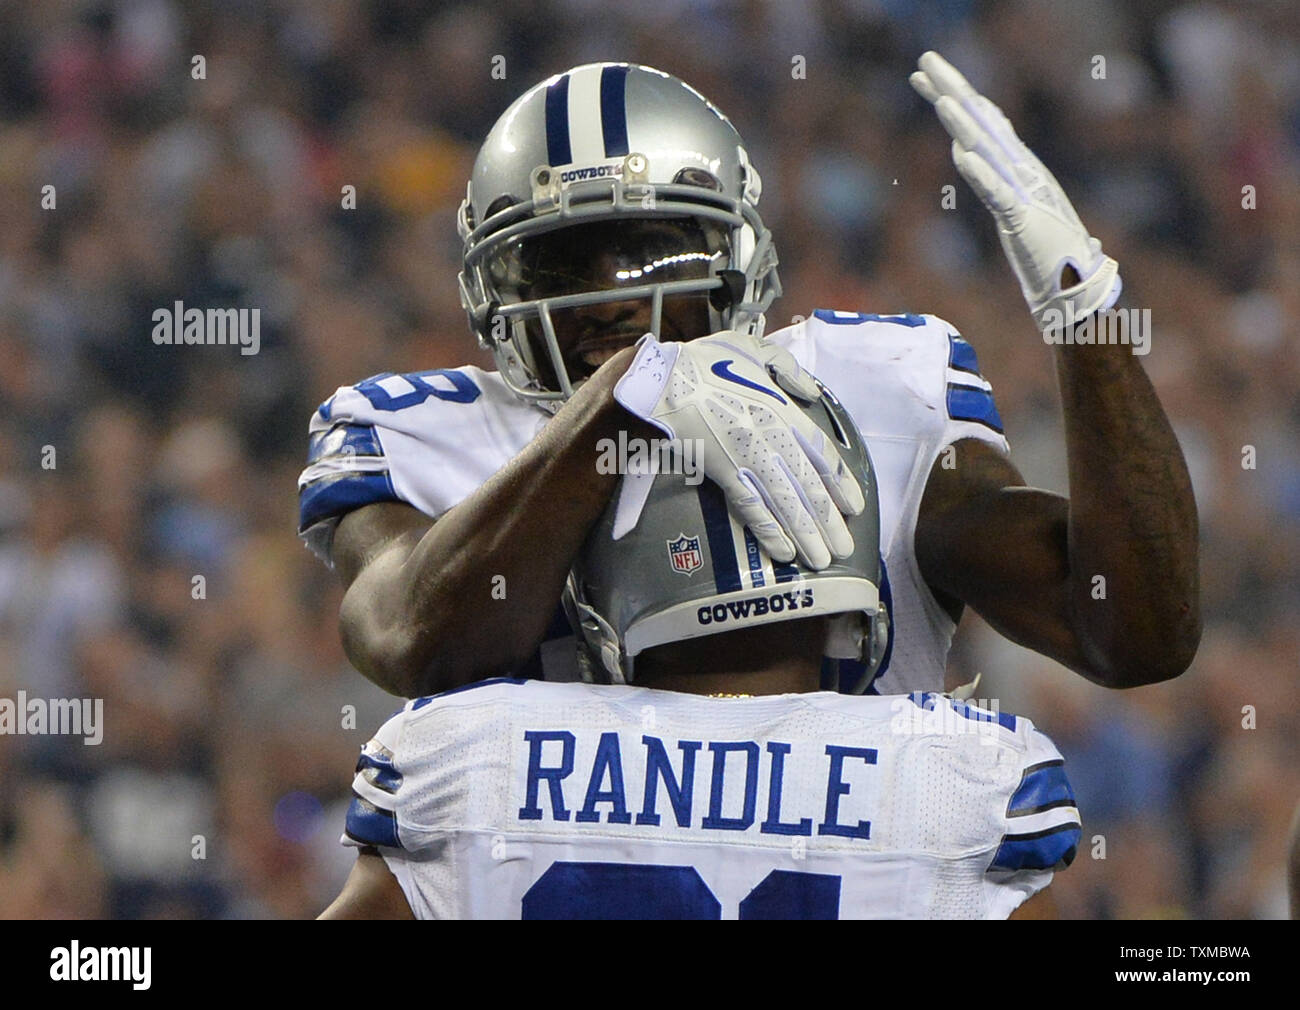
0;0;1295;919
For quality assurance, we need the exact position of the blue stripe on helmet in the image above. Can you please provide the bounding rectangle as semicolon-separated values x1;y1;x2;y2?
696;482;741;593
545;74;572;166
599;64;630;158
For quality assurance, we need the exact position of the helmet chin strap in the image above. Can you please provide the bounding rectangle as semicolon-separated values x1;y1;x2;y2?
706;268;748;333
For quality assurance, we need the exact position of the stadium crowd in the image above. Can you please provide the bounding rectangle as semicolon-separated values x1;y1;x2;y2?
0;0;1295;918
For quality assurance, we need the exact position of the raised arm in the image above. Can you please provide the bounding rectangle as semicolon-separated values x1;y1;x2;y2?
911;52;1199;687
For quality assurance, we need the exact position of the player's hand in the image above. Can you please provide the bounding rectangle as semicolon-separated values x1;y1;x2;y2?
613;330;865;569
909;50;1122;330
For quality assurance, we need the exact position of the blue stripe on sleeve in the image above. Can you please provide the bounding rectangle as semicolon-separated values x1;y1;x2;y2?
695;481;741;593
1007;760;1076;816
298;472;399;531
344;794;402;849
990;823;1081;871
355;751;402;794
307;423;383;465
947;334;982;376
545;74;572;166
599;65;629;158
946;383;1004;434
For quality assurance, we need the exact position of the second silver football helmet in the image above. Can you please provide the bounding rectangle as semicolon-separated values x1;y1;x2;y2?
565;382;890;692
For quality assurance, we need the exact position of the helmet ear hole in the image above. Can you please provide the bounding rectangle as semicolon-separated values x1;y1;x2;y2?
485;195;516;220
672;167;722;191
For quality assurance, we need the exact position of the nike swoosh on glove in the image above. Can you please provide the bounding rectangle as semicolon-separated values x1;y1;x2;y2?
910;50;1122;332
614;330;865;570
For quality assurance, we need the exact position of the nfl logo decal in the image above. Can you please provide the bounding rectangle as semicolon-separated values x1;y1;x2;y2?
667;534;703;575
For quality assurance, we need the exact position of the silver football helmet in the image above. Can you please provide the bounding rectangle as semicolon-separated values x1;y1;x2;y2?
565;382;890;692
458;62;781;407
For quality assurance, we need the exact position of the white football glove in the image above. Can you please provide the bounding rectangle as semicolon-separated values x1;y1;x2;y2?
614;330;865;570
910;50;1122;330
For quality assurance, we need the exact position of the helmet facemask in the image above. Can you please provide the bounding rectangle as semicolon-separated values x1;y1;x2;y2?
488;215;727;390
460;164;781;408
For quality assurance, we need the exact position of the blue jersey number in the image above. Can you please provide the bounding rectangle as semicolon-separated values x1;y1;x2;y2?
521;863;841;919
355;369;481;411
813;309;926;328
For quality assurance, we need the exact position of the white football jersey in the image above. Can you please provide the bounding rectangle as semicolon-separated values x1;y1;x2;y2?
297;311;1010;693
342;679;1079;919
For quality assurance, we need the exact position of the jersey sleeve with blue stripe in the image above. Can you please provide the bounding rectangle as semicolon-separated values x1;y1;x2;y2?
794;310;1010;454
342;704;409;850
992;718;1081;873
297;366;546;565
983;710;1081;916
893;692;1080;915
765;311;1011;695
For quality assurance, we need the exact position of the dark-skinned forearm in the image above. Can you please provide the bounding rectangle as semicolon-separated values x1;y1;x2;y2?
1053;327;1200;685
348;346;654;695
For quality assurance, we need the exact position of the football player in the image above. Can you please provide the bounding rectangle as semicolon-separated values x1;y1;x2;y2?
298;53;1199;700
320;389;1081;919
